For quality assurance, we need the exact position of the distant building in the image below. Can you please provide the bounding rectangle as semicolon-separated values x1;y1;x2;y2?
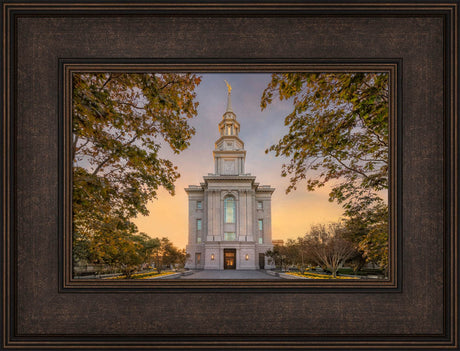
185;85;275;270
272;239;284;246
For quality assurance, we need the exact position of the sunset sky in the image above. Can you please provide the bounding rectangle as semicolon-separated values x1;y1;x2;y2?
132;73;344;249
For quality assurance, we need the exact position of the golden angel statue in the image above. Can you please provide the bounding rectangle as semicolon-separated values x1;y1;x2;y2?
224;80;232;94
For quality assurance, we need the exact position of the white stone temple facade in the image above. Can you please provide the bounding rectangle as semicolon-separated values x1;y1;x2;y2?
185;85;275;270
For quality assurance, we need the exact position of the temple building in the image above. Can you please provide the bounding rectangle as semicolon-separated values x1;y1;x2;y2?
185;83;275;270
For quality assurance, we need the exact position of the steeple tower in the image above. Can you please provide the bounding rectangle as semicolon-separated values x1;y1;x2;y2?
213;81;247;175
184;79;275;271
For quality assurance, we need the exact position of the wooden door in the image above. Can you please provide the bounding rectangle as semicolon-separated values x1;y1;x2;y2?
224;249;236;269
259;253;265;269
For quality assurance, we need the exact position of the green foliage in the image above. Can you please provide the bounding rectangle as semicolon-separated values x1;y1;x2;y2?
261;73;389;273
261;73;388;207
268;238;316;274
72;73;201;272
73;73;201;218
345;252;367;275
150;237;188;273
265;244;293;271
340;200;388;274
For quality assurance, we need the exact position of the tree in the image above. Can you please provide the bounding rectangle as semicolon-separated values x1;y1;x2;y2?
305;223;357;278
169;248;189;270
150;237;185;273
261;73;389;270
265;244;292;271
283;238;315;274
346;251;367;275
353;202;389;275
265;245;282;269
85;219;148;278
72;73;201;270
133;233;161;269
342;200;389;275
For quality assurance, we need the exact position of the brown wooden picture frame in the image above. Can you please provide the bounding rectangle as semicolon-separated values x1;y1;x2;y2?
2;1;458;349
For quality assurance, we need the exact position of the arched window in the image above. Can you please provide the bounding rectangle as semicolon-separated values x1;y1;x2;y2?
224;196;236;223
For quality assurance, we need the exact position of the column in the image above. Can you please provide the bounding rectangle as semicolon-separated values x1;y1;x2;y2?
216;191;221;241
206;190;213;242
247;190;254;241
239;190;247;240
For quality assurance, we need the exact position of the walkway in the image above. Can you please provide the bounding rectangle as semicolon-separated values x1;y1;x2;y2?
178;269;282;279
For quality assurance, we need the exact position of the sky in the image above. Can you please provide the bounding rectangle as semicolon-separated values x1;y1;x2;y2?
132;73;344;249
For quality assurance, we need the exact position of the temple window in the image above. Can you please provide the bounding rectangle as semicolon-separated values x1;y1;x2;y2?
224;196;236;223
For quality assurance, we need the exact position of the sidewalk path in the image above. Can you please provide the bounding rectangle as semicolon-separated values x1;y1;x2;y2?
178;270;282;279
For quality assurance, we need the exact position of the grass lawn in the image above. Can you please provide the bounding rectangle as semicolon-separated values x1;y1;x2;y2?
286;271;360;280
335;268;384;276
104;271;176;280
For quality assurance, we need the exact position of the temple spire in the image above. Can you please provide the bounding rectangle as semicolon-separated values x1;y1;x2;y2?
224;80;233;112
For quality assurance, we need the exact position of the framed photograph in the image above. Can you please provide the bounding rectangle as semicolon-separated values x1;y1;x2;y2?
2;1;458;349
65;66;396;289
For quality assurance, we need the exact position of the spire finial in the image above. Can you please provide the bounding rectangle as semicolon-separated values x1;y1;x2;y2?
224;80;233;112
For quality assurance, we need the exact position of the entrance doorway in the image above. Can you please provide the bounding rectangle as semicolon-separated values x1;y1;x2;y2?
259;253;265;269
224;249;236;269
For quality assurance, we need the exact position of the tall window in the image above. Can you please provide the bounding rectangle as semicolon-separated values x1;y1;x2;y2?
258;219;263;231
197;201;202;209
257;201;263;210
197;219;202;231
224;196;236;223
